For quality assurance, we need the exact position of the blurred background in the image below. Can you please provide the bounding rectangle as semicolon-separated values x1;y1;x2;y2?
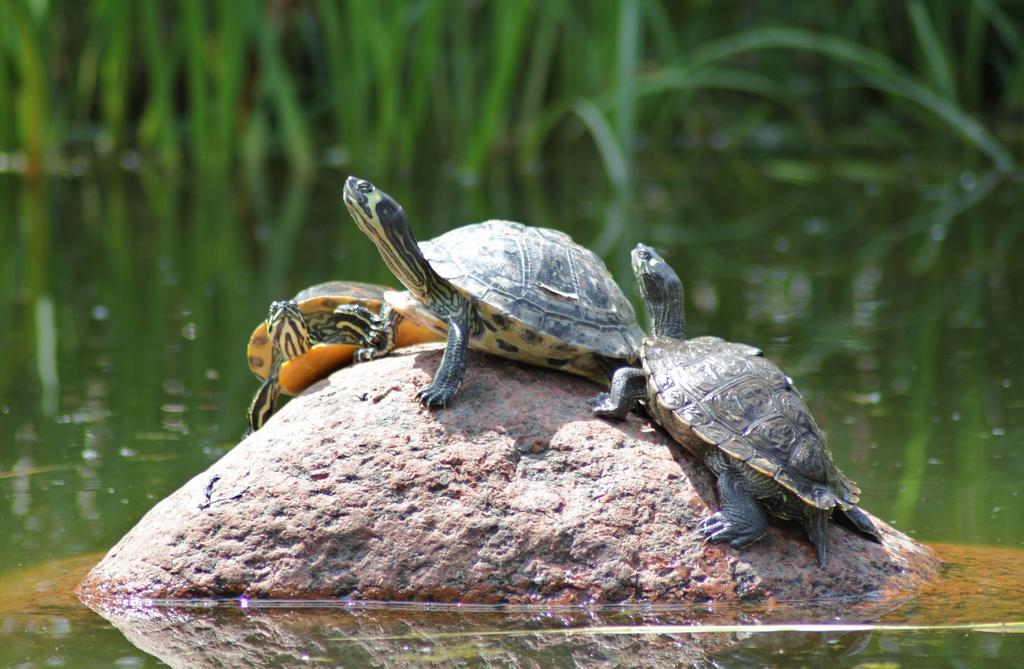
3;0;1024;561
2;0;1024;664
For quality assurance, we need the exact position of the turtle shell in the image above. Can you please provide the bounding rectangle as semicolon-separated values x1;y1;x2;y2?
643;335;861;511
418;221;643;363
247;281;438;395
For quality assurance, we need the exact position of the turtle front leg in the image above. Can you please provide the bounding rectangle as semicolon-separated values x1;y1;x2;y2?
417;310;470;408
698;465;769;550
351;304;402;362
589;367;647;420
327;304;383;347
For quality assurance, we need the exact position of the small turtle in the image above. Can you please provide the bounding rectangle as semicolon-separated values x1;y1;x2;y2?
246;280;440;432
341;176;643;408
590;244;880;566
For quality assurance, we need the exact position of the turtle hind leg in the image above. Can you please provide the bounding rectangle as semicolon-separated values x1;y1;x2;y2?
835;505;883;544
589;367;646;420
698;464;769;550
805;508;831;567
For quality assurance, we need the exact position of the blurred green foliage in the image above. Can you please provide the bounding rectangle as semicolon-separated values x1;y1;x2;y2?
0;0;1021;180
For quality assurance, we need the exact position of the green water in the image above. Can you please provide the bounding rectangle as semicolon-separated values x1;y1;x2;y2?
2;155;1023;666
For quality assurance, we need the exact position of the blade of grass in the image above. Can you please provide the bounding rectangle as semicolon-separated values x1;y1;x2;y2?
97;0;132;149
962;1;986;108
397;1;444;170
973;0;1022;54
254;7;313;175
138;0;180;167
521;65;812;169
182;0;210;170
461;0;533;179
517;0;562;144
9;0;47;177
907;0;956;101
0;0;11;148
212;0;250;172
614;0;639;186
571;99;629;194
315;0;347;149
681;27;1015;170
365;3;402;174
449;4;475;151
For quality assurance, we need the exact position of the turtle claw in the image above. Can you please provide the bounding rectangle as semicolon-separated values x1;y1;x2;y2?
697;512;764;550
354;347;378;363
587;393;615;413
697;513;730;541
416;383;453;409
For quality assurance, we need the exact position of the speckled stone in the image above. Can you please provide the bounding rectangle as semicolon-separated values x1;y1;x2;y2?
77;344;939;604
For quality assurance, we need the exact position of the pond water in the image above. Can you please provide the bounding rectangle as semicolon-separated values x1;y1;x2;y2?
1;154;1023;666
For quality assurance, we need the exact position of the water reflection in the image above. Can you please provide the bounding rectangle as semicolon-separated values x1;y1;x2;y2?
4;546;1024;668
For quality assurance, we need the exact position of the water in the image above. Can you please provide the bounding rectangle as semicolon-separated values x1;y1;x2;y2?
1;155;1023;665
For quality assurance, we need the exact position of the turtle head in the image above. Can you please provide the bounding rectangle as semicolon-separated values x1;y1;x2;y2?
631;244;685;340
342;176;410;245
342;176;443;303
267;300;311;361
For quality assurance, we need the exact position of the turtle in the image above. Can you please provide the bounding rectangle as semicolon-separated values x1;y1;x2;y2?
341;176;644;408
590;244;881;567
246;280;441;432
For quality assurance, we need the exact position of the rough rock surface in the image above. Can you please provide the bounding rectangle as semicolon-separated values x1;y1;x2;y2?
77;344;939;604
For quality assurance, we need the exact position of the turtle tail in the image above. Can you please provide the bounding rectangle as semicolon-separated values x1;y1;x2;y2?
830;468;862;507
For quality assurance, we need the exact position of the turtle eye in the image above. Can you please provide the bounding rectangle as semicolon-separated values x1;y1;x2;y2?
357;180;374;193
636;249;651;262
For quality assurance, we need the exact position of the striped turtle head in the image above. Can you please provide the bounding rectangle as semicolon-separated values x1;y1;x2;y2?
631;243;685;340
267;299;311;361
342;176;407;246
342;176;442;303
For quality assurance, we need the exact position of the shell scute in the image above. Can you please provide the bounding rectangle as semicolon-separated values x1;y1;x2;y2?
707;377;774;433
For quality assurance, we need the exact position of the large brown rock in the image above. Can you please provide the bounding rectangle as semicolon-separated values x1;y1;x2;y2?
77;344;938;605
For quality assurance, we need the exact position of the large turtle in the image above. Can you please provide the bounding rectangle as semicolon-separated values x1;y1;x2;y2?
246;280;440;432
341;176;643;407
590;244;880;566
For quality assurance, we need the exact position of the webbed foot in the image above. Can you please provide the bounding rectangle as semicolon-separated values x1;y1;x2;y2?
416;382;455;408
355;345;389;363
588;392;629;419
697;512;767;550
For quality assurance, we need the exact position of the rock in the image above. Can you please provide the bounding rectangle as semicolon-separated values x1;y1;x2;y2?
77;344;939;605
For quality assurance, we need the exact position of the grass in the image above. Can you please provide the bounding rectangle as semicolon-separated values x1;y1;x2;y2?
0;1;1020;180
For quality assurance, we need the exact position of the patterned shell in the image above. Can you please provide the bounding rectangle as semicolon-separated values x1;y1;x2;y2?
643;335;861;510
247;281;389;381
419;221;643;358
291;280;389;305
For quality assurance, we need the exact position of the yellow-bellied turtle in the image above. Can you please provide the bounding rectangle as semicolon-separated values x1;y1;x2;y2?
590;244;880;566
246;280;440;432
342;176;644;408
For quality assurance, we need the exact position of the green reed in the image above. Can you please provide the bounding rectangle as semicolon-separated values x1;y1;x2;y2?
0;1;1020;179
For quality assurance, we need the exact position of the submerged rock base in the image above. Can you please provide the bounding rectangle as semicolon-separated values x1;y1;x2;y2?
77;345;939;604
